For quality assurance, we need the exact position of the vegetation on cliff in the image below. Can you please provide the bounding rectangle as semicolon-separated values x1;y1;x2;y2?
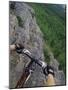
30;3;66;74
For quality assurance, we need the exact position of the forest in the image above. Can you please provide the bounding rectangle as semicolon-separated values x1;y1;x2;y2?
30;3;66;75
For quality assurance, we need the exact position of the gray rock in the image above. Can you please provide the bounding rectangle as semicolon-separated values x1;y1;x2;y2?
55;70;65;85
50;57;65;85
50;59;59;71
9;14;18;44
9;2;46;88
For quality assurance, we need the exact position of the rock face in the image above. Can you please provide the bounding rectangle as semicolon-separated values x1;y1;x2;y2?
9;2;65;88
49;53;65;85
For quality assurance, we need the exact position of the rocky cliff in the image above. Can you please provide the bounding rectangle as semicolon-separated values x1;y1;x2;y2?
9;2;65;88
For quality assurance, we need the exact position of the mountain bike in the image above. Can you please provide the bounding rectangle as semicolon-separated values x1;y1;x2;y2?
10;44;55;88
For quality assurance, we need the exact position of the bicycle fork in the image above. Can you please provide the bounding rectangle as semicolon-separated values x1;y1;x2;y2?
15;61;34;88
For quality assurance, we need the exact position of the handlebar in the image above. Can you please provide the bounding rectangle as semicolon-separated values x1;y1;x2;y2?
10;44;54;76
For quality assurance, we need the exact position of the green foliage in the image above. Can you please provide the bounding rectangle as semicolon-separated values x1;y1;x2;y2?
43;46;50;64
30;3;66;75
